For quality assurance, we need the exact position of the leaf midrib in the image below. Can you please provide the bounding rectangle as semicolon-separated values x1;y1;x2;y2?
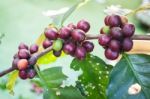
123;53;148;98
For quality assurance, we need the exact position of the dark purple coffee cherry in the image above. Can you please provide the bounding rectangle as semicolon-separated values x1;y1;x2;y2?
82;41;94;52
122;24;135;37
122;38;133;51
30;44;39;54
98;34;111;46
18;49;30;59
71;29;85;42
104;15;110;26
110;27;123;40
108;15;121;27
63;42;76;54
105;48;119;60
18;43;28;50
27;69;36;79
75;47;86;60
43;39;53;49
19;70;28;80
109;40;121;51
100;26;110;34
12;58;19;68
44;27;58;40
59;27;72;39
77;20;90;32
53;50;61;57
28;56;37;66
67;23;76;30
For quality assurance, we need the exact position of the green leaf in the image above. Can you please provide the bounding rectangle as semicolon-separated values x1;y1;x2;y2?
71;54;113;99
43;89;58;99
41;67;67;88
0;78;7;90
43;86;85;99
6;70;18;95
107;53;150;99
37;51;57;65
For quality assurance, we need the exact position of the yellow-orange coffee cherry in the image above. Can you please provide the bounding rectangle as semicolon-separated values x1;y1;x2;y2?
17;59;28;70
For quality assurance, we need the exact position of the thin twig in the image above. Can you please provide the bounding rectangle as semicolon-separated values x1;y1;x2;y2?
0;67;16;77
86;34;150;40
1;34;150;77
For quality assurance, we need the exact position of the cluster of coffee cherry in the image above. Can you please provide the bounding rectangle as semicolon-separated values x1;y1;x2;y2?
12;20;94;80
43;20;94;60
98;15;135;60
12;43;38;79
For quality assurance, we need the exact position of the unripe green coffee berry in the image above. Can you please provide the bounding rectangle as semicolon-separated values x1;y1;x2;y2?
52;39;63;51
100;26;110;34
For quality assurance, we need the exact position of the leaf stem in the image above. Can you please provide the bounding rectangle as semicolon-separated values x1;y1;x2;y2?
34;65;49;88
125;4;150;16
60;0;89;26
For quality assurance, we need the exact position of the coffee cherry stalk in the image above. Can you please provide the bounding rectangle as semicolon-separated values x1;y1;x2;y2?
0;15;150;79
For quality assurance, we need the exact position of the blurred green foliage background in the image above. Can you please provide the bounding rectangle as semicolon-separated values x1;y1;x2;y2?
0;0;147;99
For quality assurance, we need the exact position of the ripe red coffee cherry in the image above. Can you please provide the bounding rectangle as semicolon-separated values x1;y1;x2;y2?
19;70;28;80
44;27;58;40
67;23;76;30
53;50;61;57
63;42;76;54
104;15;110;26
59;26;72;39
105;48;119;60
109;40;121;51
77;20;90;32
98;34;111;46
18;49;30;59
75;47;86;60
82;41;94;52
17;59;28;70
122;24;135;37
18;43;28;50
108;15;121;27
43;39;53;49
71;29;85;42
30;44;39;54
27;69;36;79
110;27;123;40
122;38;133;51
